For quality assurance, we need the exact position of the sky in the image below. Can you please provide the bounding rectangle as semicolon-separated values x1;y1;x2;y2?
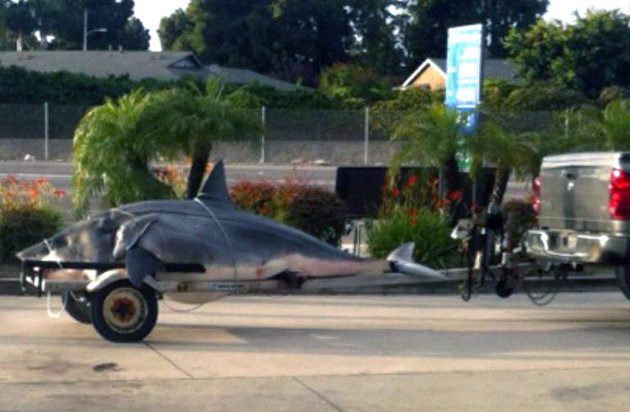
133;0;630;51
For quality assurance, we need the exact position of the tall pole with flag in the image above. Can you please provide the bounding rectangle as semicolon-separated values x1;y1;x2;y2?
445;23;484;171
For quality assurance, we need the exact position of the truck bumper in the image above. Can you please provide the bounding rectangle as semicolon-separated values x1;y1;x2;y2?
524;229;629;264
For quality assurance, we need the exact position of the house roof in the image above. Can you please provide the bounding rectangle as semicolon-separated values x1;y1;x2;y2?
0;51;303;90
206;64;302;91
0;51;205;81
401;57;518;88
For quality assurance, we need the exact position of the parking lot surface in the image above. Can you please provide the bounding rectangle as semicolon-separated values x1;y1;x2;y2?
2;293;630;411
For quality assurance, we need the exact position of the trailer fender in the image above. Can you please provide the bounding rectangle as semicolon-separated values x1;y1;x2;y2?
86;269;163;294
86;270;128;293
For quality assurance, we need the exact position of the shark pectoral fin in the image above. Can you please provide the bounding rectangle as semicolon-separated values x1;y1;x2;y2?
126;247;162;288
387;242;446;281
112;214;159;260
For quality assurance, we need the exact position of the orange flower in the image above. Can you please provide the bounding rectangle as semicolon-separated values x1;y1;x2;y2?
53;189;66;198
5;175;17;185
28;189;39;198
34;178;49;186
409;208;418;217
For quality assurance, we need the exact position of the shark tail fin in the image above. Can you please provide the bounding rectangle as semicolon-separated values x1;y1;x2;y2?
387;242;446;281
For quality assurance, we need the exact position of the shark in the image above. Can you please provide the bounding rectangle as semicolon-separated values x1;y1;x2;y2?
17;161;445;303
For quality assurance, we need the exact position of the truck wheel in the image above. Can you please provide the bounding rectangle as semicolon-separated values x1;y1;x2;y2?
90;279;158;343
61;291;91;324
616;266;630;301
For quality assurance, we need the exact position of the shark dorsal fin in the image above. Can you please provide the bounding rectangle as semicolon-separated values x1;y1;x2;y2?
198;160;231;204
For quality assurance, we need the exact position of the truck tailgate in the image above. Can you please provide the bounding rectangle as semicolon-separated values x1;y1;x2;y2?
539;152;630;233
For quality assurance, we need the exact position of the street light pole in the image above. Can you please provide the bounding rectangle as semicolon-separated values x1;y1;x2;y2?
83;9;87;51
83;9;107;51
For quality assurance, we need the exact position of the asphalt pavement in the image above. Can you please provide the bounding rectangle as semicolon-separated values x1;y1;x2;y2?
0;161;338;192
2;293;630;411
0;160;530;200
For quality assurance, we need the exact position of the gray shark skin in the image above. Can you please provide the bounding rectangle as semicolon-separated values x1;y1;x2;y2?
17;161;445;296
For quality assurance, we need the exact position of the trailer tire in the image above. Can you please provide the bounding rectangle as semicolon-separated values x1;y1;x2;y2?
61;291;91;324
90;279;158;343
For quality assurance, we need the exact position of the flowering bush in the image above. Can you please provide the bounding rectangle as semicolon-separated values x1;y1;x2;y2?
0;176;64;263
230;179;345;246
153;160;214;198
229;180;281;217
367;174;458;268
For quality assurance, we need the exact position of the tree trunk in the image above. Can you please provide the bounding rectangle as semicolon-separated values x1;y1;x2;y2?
443;154;460;196
186;144;211;199
490;166;511;207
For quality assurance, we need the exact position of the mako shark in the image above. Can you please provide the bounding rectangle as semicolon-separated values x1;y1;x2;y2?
17;161;445;341
19;160;444;297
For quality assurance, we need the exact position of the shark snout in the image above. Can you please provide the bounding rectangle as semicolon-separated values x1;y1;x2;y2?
16;240;50;261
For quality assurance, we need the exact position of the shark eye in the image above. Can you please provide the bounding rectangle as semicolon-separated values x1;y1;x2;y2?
51;235;67;248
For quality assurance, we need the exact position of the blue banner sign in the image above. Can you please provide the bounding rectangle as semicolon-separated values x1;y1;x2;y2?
445;24;483;135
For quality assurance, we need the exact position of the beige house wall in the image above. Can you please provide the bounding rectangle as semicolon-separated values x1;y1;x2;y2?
410;67;445;90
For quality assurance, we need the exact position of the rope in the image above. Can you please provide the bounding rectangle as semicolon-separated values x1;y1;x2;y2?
111;208;136;218
193;198;239;281
43;238;63;269
46;291;66;318
160;299;206;313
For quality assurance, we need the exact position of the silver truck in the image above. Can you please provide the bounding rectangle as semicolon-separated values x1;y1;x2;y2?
524;152;630;300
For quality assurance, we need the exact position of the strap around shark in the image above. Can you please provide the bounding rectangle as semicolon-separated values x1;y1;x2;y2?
196;160;232;205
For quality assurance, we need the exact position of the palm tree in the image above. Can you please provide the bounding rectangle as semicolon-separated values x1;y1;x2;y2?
72;78;262;216
138;77;262;198
579;99;630;150
72;89;175;216
525;100;630;173
390;103;464;196
468;121;537;207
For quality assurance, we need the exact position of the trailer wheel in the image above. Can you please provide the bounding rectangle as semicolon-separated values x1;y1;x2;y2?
90;279;158;343
61;291;91;324
616;266;630;301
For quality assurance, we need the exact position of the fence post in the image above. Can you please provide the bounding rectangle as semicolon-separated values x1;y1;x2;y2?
364;107;369;165
44;102;49;160
260;106;266;163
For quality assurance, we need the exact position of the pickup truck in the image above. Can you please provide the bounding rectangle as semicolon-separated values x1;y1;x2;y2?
524;152;630;300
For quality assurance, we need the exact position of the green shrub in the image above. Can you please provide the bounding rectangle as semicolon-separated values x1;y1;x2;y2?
366;207;457;269
230;180;345;246
285;187;345;246
0;177;63;263
366;173;459;268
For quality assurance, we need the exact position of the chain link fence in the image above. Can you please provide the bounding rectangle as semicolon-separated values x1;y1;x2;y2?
0;103;569;164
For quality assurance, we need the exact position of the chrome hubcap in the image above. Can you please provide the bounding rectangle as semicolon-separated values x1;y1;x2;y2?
102;287;147;334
